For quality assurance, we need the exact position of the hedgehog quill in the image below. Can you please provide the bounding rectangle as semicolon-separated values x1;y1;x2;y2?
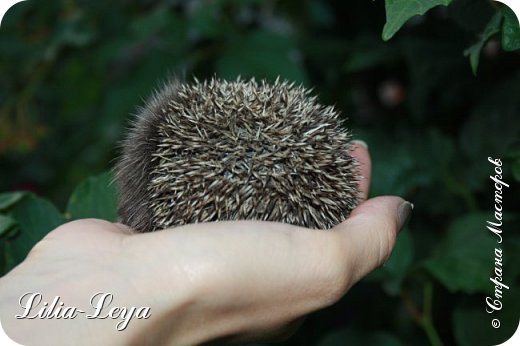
115;77;360;232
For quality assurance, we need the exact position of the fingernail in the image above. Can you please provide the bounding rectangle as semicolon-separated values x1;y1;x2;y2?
398;201;413;231
350;139;368;149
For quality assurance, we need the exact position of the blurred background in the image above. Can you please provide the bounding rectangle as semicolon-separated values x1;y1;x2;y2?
1;0;519;345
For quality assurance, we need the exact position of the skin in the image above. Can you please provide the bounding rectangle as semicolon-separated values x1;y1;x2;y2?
0;144;409;346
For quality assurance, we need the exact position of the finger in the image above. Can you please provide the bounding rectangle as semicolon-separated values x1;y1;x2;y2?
332;196;412;285
349;140;371;201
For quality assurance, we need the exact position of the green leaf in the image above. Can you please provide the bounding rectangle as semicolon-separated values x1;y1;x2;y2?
464;12;503;75
0;215;17;237
0;192;26;211
65;172;118;222
422;213;497;293
216;31;307;83
382;0;452;41
4;194;65;272
501;6;520;51
318;328;406;346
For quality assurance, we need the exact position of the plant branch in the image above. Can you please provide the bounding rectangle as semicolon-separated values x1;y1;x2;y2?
401;281;444;346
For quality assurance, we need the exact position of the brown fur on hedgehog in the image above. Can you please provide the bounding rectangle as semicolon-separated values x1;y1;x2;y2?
115;77;360;232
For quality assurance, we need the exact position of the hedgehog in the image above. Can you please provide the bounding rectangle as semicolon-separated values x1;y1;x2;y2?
115;77;360;232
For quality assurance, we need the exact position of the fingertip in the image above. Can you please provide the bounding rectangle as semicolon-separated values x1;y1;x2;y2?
331;196;410;283
397;201;414;231
349;139;368;150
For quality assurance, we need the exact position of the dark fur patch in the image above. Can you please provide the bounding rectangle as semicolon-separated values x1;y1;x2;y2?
115;80;183;231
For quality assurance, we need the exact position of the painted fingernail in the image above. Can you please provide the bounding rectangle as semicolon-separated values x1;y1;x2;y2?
350;139;368;149
398;201;414;231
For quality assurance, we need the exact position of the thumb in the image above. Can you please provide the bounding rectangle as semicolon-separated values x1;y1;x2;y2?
332;196;413;285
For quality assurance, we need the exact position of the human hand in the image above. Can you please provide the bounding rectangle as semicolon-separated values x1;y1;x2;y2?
0;142;412;345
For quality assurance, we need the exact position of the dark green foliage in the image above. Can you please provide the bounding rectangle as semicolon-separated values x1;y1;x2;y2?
422;213;497;293
65;171;118;221
382;0;452;41
1;193;65;272
1;0;519;345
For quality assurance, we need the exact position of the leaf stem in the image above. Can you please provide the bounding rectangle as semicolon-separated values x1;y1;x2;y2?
419;281;444;346
401;281;444;346
401;289;421;323
420;316;444;346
